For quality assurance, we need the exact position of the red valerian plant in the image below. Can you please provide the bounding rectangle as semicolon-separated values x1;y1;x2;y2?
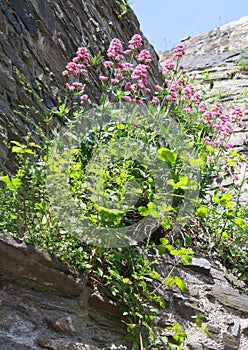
63;34;243;154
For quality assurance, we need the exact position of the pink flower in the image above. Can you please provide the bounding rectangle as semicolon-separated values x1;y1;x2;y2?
76;47;89;64
110;78;119;85
199;102;208;112
128;34;143;50
62;70;69;76
137;82;146;90
122;95;132;102
72;82;84;91
76;64;86;69
183;105;193;113
131;64;149;83
137;49;152;63
104;61;114;68
99;75;108;82
152;96;159;105
65;83;75;91
124;82;136;91
219;186;225;192
231;106;243;122
224;143;234;149
65;62;79;76
107;38;123;60
80;94;91;104
117;62;134;72
124;49;133;55
190;92;201;103
173;43;185;58
212;102;223;112
155;85;163;92
221;114;230;122
212;140;220;146
133;97;142;104
233;173;239;181
170;81;179;92
163;59;175;71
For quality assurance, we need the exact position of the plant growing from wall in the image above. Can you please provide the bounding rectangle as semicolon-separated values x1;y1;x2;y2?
0;33;247;349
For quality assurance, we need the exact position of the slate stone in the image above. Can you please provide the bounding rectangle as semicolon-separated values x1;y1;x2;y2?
9;0;38;37
210;284;248;315
186;257;211;275
0;0;21;34
0;232;85;296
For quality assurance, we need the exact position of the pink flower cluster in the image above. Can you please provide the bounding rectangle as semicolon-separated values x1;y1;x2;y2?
98;34;151;103
65;82;84;92
137;49;151;63
173;43;185;58
107;38;123;61
128;34;143;50
62;46;91;105
62;47;89;77
163;77;187;104
202;102;243;148
163;59;175;73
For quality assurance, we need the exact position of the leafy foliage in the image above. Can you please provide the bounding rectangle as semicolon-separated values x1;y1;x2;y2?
0;33;247;350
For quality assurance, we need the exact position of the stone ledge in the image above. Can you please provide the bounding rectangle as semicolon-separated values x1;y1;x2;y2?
0;232;85;296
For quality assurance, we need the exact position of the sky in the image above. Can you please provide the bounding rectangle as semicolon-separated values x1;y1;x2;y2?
130;0;248;51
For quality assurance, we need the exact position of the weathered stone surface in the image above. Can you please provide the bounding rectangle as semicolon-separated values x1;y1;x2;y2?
0;232;129;349
0;0;162;173
0;231;248;350
151;250;248;350
0;232;85;296
187;257;211;275
51;316;77;336
210;285;248;315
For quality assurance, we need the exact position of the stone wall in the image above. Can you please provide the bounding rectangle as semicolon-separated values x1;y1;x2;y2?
0;0;161;173
1;232;248;350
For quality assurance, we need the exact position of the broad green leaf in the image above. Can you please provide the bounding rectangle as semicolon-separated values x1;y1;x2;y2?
174;276;187;292
221;193;232;201
197;206;210;218
165;276;175;286
158;147;177;164
234;218;244;227
160;238;169;246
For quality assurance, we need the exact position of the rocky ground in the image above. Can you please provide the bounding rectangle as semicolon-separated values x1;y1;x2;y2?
1;232;248;350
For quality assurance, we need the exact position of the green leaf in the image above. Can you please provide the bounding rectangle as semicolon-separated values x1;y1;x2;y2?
117;123;125;130
226;159;237;166
206;145;214;154
158;147;177;164
234;217;244;227
189;158;204;167
174;276;187;292
165;276;175;286
168;175;188;189
221;193;232;201
197;206;210;218
0;175;21;190
160;238;169;246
